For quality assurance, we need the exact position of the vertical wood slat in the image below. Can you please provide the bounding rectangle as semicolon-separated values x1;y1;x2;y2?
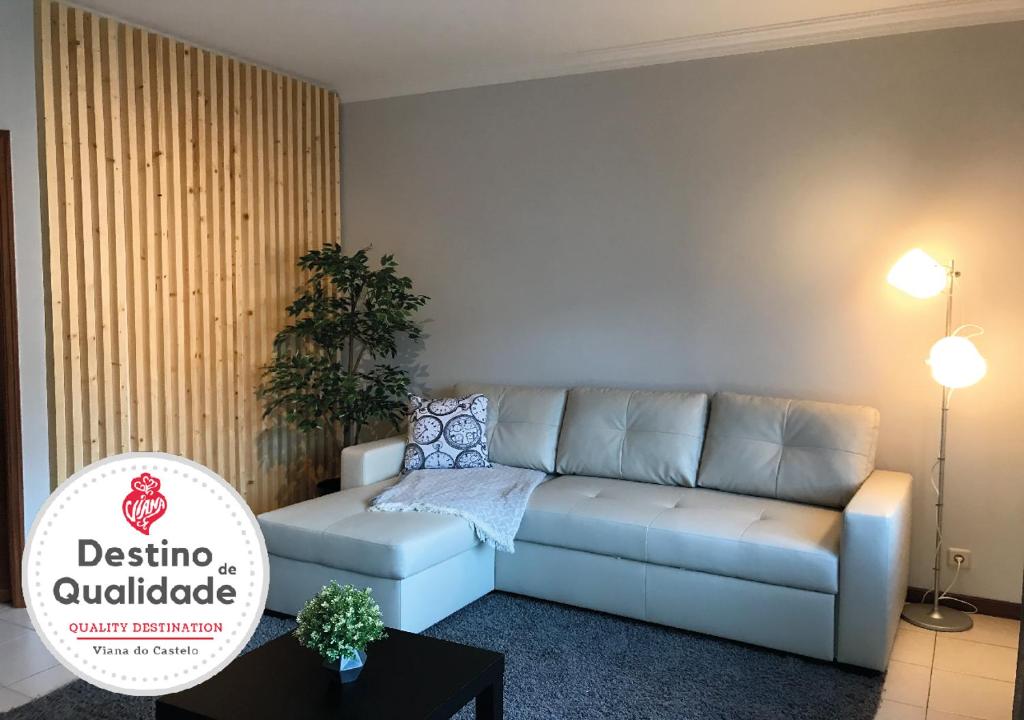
183;44;200;461
283;75;295;489
73;7;100;460
141;29;160;451
156;33;175;457
124;26;144;450
108;20;132;452
271;73;284;506
91;16;119;455
209;53;224;480
222;56;238;490
255;68;270;513
197;48;214;468
37;0;341;512
39;3;69;482
231;59;248;497
62;6;85;472
239;63;254;502
170;40;189;459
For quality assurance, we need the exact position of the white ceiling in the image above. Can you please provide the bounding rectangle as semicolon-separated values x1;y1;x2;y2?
75;0;1024;101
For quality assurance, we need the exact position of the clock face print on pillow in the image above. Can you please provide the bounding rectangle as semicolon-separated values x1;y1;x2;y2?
403;393;491;472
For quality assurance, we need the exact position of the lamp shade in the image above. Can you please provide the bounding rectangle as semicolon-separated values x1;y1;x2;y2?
927;335;987;388
888;249;948;299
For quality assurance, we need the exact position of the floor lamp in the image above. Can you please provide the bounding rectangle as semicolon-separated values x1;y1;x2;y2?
887;248;987;632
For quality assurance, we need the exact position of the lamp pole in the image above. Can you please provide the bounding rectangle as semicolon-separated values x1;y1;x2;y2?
933;259;954;616
902;259;973;632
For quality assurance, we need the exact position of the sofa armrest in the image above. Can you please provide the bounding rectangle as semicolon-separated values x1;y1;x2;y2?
340;436;406;489
836;469;913;670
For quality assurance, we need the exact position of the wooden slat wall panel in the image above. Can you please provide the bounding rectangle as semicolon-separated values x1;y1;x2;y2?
37;1;341;513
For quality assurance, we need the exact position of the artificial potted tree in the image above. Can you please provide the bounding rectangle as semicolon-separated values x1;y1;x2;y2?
260;245;428;480
294;581;386;682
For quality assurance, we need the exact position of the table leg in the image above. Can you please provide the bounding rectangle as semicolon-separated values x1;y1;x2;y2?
475;672;503;720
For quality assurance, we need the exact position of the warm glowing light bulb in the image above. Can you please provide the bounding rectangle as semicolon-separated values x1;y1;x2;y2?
927;336;987;388
887;249;949;299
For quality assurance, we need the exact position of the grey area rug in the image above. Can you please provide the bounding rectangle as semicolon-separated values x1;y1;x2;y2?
1;614;297;719
3;592;883;719
425;593;883;720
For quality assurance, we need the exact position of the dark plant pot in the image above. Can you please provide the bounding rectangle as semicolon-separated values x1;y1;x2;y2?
323;649;367;683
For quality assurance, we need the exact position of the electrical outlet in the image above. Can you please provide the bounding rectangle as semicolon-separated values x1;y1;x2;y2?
948;547;972;569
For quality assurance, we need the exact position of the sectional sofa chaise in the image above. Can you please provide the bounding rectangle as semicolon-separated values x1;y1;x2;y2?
257;384;912;671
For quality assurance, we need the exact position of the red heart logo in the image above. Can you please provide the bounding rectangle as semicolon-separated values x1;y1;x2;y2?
122;473;167;535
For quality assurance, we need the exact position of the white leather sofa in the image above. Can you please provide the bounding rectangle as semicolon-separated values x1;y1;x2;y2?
258;385;912;671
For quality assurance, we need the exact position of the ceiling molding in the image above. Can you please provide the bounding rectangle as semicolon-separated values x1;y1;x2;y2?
562;0;1024;73
353;0;1024;101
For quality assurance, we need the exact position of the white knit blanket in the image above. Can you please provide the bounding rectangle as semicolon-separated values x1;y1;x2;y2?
369;464;548;553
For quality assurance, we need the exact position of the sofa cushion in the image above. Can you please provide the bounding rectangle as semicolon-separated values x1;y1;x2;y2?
517;475;840;594
404;393;490;471
697;392;880;508
455;383;567;473
258;480;479;580
555;387;708;486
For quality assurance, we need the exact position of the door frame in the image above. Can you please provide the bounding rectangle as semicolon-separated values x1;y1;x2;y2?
0;130;25;607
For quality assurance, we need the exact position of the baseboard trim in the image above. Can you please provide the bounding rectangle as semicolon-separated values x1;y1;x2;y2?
907;586;1021;620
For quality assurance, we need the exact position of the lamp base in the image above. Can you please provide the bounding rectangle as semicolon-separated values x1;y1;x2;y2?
901;602;973;632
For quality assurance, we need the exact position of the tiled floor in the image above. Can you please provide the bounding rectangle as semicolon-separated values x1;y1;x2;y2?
877;615;1020;720
0;602;1018;716
0;603;77;712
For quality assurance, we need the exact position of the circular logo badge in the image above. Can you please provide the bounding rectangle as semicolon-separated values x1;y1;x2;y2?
23;452;270;696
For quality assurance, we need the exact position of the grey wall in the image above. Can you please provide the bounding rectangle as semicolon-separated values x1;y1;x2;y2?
342;22;1024;601
1;0;53;533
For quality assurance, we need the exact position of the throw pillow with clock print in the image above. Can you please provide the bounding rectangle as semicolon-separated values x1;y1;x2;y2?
403;393;490;472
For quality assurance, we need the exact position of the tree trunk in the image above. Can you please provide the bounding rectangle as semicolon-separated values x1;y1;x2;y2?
343;421;357;448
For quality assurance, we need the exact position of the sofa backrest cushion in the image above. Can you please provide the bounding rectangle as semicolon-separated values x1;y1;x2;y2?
555;387;709;486
697;392;880;508
455;383;567;473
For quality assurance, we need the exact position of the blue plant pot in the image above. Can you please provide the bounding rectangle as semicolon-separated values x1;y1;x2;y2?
324;649;367;683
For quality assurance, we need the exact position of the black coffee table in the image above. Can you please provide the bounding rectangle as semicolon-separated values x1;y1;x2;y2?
155;629;504;719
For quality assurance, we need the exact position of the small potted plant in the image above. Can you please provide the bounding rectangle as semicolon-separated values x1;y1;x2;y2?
294;581;387;682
